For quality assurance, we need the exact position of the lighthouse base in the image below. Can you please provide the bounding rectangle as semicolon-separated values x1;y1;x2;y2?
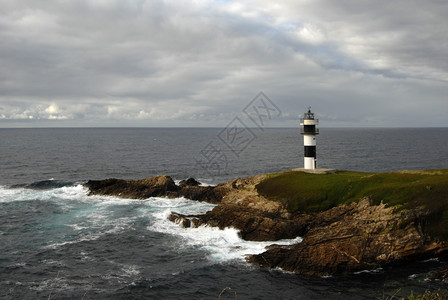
291;168;337;174
304;157;316;170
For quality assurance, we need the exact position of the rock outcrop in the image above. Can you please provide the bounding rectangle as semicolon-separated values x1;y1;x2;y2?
247;198;448;276
169;176;313;241
85;175;228;204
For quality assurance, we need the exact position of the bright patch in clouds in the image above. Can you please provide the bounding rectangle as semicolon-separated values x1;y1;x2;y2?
296;24;325;45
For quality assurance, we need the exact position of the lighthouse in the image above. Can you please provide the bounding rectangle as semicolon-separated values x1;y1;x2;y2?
300;107;319;170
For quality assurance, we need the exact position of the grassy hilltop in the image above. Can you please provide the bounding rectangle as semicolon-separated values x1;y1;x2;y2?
256;169;448;240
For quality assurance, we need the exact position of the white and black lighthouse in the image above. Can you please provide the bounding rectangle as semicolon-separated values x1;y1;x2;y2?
300;107;319;170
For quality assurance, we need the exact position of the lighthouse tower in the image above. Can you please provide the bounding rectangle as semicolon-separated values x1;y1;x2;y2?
300;107;319;170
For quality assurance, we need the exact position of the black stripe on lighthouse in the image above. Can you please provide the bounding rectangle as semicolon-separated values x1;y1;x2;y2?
304;146;316;158
303;125;317;134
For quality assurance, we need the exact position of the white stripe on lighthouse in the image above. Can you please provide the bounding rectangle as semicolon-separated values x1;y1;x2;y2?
304;157;316;170
303;135;316;146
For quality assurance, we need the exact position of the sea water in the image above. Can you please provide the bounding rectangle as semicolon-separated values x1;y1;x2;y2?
1;128;448;299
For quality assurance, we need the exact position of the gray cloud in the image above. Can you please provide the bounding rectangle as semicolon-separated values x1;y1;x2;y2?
0;0;447;127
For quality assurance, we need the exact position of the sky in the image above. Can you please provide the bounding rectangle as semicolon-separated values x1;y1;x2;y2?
0;0;447;128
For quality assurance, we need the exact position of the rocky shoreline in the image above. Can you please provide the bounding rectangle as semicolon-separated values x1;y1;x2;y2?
85;173;448;277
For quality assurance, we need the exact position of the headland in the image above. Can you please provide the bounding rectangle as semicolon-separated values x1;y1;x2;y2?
85;169;448;277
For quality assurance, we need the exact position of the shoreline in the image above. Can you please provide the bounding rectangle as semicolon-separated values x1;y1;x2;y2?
85;169;448;277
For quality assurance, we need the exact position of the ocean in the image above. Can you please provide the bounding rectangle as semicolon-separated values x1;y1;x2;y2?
1;127;448;299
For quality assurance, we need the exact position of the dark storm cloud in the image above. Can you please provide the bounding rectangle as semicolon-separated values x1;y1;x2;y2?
0;0;446;127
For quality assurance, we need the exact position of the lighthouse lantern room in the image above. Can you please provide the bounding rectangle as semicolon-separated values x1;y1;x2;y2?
300;107;319;170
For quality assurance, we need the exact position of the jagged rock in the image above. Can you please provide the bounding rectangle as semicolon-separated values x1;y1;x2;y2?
247;198;448;276
179;178;201;187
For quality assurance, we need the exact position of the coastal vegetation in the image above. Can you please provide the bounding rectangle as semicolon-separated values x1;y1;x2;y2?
256;169;448;240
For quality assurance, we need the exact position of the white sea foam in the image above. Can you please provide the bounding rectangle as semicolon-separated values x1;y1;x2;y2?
149;202;302;263
353;267;383;274
121;264;140;277
199;182;216;187
44;233;101;249
148;196;216;214
41;188;146;249
108;261;141;278
0;184;88;204
57;184;88;199
422;257;440;263
44;217;137;249
149;197;193;208
0;186;28;202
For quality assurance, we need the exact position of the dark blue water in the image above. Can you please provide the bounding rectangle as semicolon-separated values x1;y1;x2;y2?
1;128;448;299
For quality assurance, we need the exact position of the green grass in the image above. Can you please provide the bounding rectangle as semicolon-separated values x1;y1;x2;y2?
256;169;448;240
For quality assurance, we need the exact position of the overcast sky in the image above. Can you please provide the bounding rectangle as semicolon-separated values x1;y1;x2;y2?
0;0;447;128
